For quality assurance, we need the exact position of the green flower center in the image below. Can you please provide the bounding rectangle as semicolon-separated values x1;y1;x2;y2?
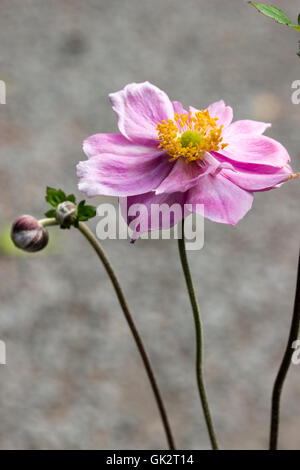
180;130;202;148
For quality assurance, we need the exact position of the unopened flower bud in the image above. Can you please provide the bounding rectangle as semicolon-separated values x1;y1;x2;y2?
11;215;49;252
55;201;77;227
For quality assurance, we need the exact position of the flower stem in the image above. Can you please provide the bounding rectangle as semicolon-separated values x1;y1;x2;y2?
77;222;176;450
39;217;58;227
177;219;218;450
269;249;300;450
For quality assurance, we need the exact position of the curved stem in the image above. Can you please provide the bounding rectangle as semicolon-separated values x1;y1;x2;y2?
77;222;176;450
177;219;218;450
269;249;300;450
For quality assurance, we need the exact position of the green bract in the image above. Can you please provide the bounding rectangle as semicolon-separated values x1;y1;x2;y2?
45;187;96;227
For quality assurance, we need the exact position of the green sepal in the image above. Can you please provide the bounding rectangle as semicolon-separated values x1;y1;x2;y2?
75;200;97;225
45;188;96;227
45;187;76;208
44;209;56;218
66;194;76;203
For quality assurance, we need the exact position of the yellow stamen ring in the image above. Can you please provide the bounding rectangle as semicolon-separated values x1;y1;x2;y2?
156;110;228;164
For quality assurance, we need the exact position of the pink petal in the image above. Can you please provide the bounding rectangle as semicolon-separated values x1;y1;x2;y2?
221;165;296;192
172;100;187;115
206;100;233;128
186;173;253;225
109;82;174;146
120;191;186;238
223;120;271;139
83;133;155;159
215;135;291;169
204;151;235;174
155;158;213;194
189;100;233;128
77;151;172;197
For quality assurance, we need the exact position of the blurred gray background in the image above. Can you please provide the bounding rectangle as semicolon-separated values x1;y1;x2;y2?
0;0;300;450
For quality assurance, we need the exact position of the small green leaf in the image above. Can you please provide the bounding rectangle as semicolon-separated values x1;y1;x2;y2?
250;2;300;35
46;187;67;208
77;200;85;212
66;194;76;203
45;187;77;210
76;200;97;223
249;3;293;26
44;209;56;218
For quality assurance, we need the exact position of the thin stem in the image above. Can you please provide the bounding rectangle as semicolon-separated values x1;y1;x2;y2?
177;219;218;450
77;222;176;450
269;249;300;450
39;218;58;227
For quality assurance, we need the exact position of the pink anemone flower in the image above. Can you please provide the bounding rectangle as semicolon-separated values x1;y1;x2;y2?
77;82;298;234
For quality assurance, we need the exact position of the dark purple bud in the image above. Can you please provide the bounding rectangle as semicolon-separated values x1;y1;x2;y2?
55;201;77;227
11;215;49;252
